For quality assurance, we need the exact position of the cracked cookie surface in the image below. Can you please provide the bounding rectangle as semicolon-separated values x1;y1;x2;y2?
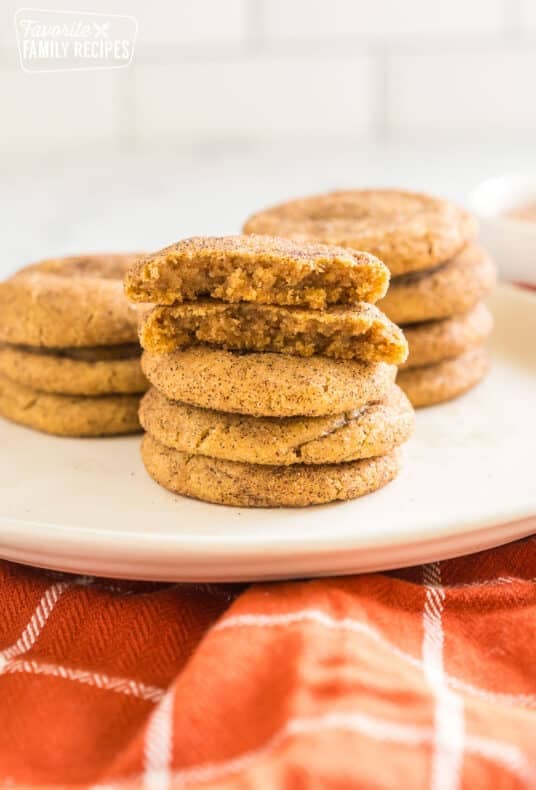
0;373;141;436
142;433;402;507
0;344;148;395
378;244;496;325
142;347;397;418
140;385;414;466
243;190;477;276
400;303;493;370
139;300;408;364
397;346;490;408
125;234;389;309
0;254;143;348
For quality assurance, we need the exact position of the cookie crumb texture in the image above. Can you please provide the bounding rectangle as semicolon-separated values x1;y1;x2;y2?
243;190;477;276
125;235;390;308
379;244;496;325
142;433;402;507
0;254;143;348
0;344;147;396
142;348;397;417
140;385;414;466
397;347;490;408
0;374;141;436
140;300;408;364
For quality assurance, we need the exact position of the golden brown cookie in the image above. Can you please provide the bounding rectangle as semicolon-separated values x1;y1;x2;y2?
142;348;397;418
397;347;490;408
0;374;141;436
60;344;140;362
0;254;143;348
141;433;402;507
140;385;414;466
378;244;496;325
124;234;389;309
139;300;408;364
400;303;493;370
0;344;148;395
243;190;477;276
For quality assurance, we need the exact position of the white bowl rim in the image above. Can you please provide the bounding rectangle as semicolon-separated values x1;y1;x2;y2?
469;173;536;224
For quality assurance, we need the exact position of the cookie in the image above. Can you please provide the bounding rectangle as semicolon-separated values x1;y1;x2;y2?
59;344;140;362
378;244;496;325
141;433;402;507
140;385;414;466
0;254;143;348
243;189;477;276
124;234;389;309
142;348;397;418
400;303;493;370
0;374;141;436
0;344;148;395
397;347;490;408
139;300;408;364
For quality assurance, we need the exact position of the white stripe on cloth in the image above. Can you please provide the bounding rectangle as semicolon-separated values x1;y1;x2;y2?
131;710;534;788
4;659;164;702
214;609;536;709
0;581;164;703
0;581;70;667
143;690;175;790
465;732;535;787
443;576;536;589
81;711;536;789
422;562;465;790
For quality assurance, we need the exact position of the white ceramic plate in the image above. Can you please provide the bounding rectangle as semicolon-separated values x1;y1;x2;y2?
1;284;535;582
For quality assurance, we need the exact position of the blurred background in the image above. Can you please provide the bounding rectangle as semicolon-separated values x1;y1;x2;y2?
1;0;536;275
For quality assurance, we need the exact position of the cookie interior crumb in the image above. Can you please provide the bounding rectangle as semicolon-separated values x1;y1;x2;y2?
139;301;408;364
125;234;390;308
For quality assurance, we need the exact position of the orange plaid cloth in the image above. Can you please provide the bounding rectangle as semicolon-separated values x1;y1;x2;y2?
0;528;534;789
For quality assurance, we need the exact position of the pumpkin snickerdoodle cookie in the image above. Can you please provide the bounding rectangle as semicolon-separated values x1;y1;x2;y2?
126;232;413;507
243;189;477;276
377;244;496;325
0;254;148;436
125;235;390;309
140;385;414;466
54;344;140;361
142;348;397;418
0;254;142;348
0;374;141;436
0;344;147;396
139;300;408;364
400;303;493;370
397;347;490;408
141;433;402;508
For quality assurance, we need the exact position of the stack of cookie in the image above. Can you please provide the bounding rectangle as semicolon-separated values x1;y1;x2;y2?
125;235;415;508
244;189;496;407
0;255;148;436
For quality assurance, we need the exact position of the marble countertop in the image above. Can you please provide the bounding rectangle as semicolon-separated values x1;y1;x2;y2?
2;139;535;277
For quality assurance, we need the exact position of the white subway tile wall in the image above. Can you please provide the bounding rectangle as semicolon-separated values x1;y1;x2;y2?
129;0;246;46
520;0;536;34
388;50;536;132
262;0;505;40
133;56;375;142
0;69;121;148
0;0;534;151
